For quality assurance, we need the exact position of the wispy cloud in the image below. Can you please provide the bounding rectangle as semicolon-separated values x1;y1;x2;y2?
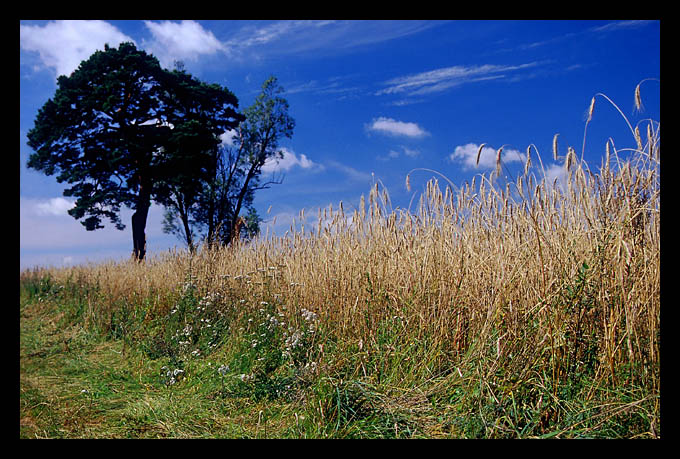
504;20;656;53
34;197;75;217
20;20;134;77
589;20;656;33
366;117;430;138
377;62;541;97
377;146;421;161
223;20;447;59
226;21;333;49
325;160;372;183
285;77;361;99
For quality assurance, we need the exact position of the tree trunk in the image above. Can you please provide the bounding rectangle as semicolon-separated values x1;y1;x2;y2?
132;204;149;261
180;210;195;253
228;163;257;245
132;174;151;261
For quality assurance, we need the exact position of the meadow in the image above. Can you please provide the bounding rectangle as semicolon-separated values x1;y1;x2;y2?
19;85;659;438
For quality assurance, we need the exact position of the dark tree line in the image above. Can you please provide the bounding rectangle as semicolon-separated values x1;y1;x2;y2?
27;42;294;260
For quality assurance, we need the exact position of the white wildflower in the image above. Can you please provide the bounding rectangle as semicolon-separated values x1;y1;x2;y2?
301;308;318;322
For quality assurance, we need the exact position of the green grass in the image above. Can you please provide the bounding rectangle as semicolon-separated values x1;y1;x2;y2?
19;273;658;439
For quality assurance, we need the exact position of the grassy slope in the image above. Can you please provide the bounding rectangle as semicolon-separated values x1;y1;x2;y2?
18;236;659;439
20;291;291;439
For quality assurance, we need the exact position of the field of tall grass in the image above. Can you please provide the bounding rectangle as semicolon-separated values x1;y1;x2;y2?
20;84;659;438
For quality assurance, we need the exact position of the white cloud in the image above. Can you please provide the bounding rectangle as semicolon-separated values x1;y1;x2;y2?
449;143;525;170
20;196;126;251
366;117;429;138
220;130;238;147
34;197;75;217
143;20;226;67
261;147;318;174
20;20;134;77
377;62;540;97
543;162;567;187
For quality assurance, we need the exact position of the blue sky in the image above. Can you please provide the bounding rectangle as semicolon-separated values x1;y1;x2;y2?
19;20;660;270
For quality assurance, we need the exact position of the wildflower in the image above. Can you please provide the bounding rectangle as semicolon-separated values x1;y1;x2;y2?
284;331;303;351
301;308;318;322
302;361;318;375
182;280;196;293
217;364;229;376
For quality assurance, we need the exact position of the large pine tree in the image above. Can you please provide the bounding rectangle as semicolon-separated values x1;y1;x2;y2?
27;42;244;260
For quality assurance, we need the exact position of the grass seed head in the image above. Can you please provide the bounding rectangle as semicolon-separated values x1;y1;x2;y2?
476;143;486;167
586;96;596;123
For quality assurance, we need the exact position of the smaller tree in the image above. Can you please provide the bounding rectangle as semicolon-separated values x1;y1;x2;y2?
163;76;295;247
154;63;244;252
225;76;295;244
